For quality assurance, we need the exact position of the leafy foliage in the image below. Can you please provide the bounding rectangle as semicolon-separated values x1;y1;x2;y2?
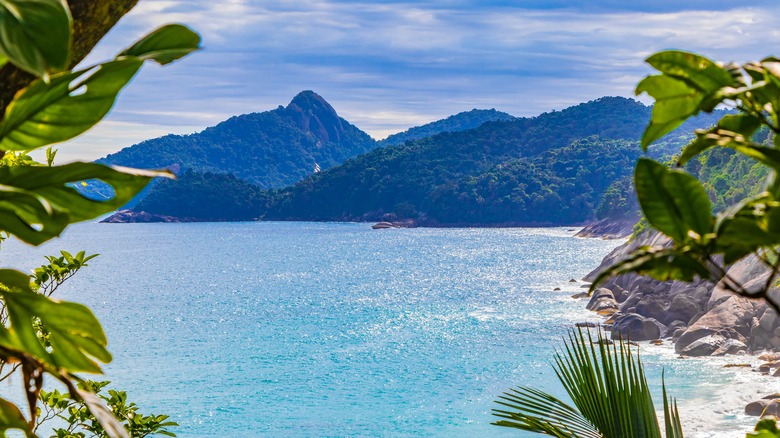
596;176;638;220
687;146;769;212
493;328;683;438
591;50;780;316
0;0;71;77
0;1;199;436
134;169;269;221
39;381;177;438
750;418;780;437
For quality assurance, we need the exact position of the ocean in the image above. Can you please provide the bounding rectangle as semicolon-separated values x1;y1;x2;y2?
0;222;774;437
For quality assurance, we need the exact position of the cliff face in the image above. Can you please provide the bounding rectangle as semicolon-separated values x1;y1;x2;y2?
585;230;780;356
285;90;345;145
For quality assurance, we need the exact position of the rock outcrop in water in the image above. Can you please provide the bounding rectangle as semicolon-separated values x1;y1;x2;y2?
584;230;780;356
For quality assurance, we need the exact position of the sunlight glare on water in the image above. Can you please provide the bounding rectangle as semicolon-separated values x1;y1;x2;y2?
1;222;770;437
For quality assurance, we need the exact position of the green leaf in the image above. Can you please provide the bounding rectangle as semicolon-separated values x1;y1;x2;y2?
0;24;199;152
0;162;172;245
732;144;780;170
590;246;710;292
636;75;702;149
634;158;712;243
637;51;741;149
749;418;780;437
678;114;762;165
494;328;678;437
0;397;32;437
0;0;71;76
662;374;684;438
0;269;110;373
645;50;739;95
712;193;780;263
714;112;762;136
716;217;775;264
75;388;131;438
493;386;599;437
119;23;201;65
0;59;142;151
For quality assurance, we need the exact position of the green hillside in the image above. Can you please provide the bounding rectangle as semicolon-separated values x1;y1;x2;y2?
133;170;270;221
259;97;725;225
128;97;731;225
98;90;377;189
379;108;515;147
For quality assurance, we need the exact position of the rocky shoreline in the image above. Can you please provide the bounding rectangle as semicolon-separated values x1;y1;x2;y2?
579;226;780;417
100;210;197;223
574;217;636;239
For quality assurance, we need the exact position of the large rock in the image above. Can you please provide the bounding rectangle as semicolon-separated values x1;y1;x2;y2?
586;288;616;311
664;294;701;325
708;256;768;309
611;285;628;303
584;229;779;353
611;313;664;341
575;218;637;239
619;293;642;313
712;339;748;356
746;398;780;417
760;310;778;332
679;334;728;357
665;320;686;338
635;295;667;322
101;209;191;223
675;296;757;354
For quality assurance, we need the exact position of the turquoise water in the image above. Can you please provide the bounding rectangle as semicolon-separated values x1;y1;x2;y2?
0;222;772;437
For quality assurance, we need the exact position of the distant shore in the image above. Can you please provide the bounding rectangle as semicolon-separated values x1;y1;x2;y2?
101;209;636;238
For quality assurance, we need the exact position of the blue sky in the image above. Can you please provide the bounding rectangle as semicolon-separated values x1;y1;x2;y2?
57;0;780;161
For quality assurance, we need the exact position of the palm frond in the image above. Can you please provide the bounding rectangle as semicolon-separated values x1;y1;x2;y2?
493;327;684;438
493;386;600;437
663;372;684;438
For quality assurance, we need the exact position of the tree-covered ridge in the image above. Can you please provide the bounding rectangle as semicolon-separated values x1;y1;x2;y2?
259;97;725;225
98;90;377;189
130;96;733;225
134;169;269;221
379;108;516;146
687;139;771;213
264;136;642;225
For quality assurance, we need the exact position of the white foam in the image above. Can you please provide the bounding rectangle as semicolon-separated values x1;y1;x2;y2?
639;341;780;436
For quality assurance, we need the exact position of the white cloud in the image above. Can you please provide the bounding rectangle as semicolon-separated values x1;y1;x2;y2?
55;1;780;161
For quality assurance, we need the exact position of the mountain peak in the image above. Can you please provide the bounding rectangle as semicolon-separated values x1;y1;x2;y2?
285;90;345;145
288;90;331;109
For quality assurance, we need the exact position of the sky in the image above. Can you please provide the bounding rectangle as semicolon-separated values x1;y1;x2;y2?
55;0;780;162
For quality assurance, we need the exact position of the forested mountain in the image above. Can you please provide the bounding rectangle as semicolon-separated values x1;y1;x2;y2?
98;90;377;189
379;108;515;146
259;97;726;225
125;97;731;225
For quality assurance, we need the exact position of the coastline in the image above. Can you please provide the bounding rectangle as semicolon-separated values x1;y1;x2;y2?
102;209;623;230
548;272;770;437
573;221;780;432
